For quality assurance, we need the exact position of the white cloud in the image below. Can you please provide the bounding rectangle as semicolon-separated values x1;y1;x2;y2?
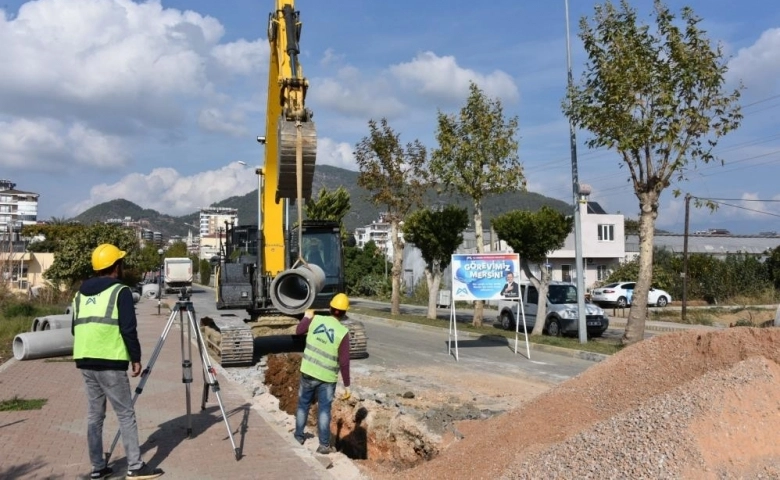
0;118;127;170
0;0;268;142
727;28;780;94
320;47;345;67
211;39;268;75
198;107;248;137
317;137;356;170
390;51;519;104
311;67;406;119
310;51;520;121
70;162;256;216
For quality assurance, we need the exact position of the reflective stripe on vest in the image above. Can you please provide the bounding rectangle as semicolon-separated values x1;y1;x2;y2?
72;284;130;361
300;315;349;383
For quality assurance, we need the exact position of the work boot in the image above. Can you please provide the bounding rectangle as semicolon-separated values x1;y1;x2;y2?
316;445;335;454
90;466;113;479
126;462;163;479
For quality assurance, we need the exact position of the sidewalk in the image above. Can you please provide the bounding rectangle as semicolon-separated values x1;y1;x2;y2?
0;299;332;479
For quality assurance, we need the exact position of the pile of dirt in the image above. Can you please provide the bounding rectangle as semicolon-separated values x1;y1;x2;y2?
262;328;780;478
395;327;780;479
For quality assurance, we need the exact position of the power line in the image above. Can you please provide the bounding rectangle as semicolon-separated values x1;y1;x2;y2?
704;200;780;219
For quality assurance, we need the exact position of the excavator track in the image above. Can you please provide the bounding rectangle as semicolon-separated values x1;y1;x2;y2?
277;119;316;200
199;317;254;366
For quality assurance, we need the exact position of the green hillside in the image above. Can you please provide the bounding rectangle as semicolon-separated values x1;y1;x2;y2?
72;165;573;238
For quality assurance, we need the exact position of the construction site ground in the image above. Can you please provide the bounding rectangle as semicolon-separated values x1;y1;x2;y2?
221;300;780;479
2;291;779;479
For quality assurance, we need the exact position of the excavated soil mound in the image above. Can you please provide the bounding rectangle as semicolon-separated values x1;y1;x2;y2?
264;353;302;415
394;327;780;480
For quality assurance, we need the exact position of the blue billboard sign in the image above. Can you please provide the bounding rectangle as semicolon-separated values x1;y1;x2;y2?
451;253;521;301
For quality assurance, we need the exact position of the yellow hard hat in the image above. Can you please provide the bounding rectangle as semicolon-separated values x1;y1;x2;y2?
329;293;350;311
92;243;126;271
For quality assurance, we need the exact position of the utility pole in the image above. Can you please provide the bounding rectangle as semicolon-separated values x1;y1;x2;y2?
564;0;588;344
682;194;691;323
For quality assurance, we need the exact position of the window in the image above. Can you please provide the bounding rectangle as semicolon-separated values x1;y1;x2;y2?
527;286;539;305
561;264;572;283
598;224;615;241
597;265;608;281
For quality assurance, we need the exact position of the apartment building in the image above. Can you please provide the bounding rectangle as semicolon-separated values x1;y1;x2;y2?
0;179;39;242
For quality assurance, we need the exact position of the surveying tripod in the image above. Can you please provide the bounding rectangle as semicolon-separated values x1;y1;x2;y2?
106;290;240;463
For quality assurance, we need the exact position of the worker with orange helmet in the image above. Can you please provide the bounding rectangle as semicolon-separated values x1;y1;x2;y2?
71;243;163;479
293;293;352;454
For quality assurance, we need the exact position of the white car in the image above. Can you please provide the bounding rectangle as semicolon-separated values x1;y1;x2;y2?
590;282;672;308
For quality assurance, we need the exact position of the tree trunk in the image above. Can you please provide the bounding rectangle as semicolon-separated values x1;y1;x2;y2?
390;219;403;316
521;260;550;336
622;192;658;345
426;267;441;320
472;202;484;326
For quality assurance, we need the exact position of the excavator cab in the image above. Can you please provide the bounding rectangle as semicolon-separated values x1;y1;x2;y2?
287;221;344;309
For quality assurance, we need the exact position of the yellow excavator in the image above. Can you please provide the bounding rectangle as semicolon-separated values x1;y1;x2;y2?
202;0;367;366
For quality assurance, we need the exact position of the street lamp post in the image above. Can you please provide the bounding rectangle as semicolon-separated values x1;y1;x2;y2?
564;0;588;344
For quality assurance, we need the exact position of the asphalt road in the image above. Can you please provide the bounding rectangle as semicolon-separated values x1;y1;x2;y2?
173;287;597;386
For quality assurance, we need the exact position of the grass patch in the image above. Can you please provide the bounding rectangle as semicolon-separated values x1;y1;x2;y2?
350;306;624;356
0;396;48;411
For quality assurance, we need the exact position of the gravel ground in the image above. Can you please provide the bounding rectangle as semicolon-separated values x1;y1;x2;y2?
393;327;780;480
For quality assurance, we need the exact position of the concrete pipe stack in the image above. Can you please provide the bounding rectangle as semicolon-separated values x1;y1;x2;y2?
15;311;74;361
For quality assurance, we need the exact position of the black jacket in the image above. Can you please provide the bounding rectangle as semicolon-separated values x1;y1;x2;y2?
71;277;141;370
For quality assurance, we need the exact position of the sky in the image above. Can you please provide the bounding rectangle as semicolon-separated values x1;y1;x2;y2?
1;0;779;234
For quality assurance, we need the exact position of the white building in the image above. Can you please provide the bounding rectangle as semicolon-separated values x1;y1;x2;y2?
199;207;238;236
0;179;39;242
403;191;626;292
353;213;403;259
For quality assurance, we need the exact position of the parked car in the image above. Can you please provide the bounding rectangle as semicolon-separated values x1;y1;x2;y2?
590;282;672;308
497;281;609;338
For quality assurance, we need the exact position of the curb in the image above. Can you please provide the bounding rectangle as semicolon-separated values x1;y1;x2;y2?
348;313;610;363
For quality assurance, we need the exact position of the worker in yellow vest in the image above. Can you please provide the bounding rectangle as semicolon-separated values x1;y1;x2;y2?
293;293;352;454
71;243;163;480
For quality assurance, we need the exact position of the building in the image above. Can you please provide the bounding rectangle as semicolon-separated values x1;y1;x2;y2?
353;213;402;259
401;189;626;292
199;207;238;237
625;233;780;260
0;179;39;242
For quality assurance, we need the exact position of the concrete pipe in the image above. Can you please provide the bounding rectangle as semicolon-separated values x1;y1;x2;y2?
64;305;73;316
40;314;72;331
13;329;73;361
270;263;326;315
31;317;43;332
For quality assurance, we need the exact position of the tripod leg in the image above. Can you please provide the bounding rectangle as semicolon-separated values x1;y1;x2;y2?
180;308;193;438
105;306;180;466
186;308;241;461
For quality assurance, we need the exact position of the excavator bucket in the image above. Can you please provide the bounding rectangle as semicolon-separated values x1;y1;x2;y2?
277;118;316;201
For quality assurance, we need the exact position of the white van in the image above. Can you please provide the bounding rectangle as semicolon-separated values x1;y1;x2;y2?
496;281;609;337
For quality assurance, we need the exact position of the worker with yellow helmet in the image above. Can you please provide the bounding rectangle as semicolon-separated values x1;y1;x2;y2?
293;293;352;454
71;243;163;479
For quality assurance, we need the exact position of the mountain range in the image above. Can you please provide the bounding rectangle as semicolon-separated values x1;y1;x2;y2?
72;165;573;239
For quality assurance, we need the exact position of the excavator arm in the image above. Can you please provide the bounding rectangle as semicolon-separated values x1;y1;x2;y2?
262;1;317;280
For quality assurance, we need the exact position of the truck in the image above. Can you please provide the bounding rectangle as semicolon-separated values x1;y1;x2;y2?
163;257;193;294
496;281;609;338
201;0;367;366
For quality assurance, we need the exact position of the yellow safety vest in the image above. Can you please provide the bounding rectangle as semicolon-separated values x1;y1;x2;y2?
72;284;130;361
300;315;348;383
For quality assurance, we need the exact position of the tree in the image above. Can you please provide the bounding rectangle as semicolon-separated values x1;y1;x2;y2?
164;241;188;258
355;118;429;315
44;224;139;286
564;0;742;345
491;207;574;335
403;206;470;319
431;81;525;326
304;186;351;239
343;241;391;298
